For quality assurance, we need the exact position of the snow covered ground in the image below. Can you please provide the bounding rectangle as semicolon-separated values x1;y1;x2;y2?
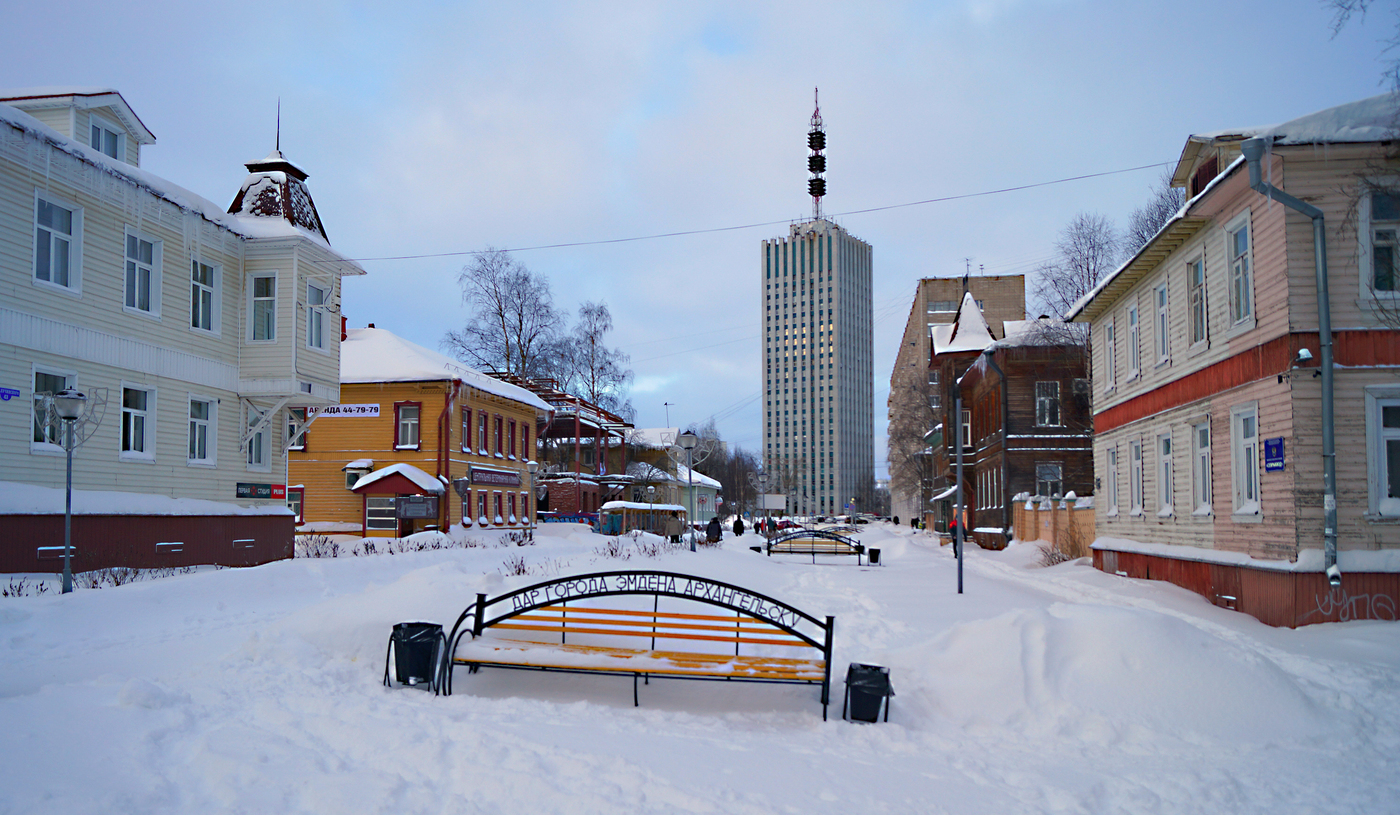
2;522;1398;814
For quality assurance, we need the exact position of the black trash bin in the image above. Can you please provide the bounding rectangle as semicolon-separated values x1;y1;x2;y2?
868;548;881;566
383;621;446;691
843;663;894;723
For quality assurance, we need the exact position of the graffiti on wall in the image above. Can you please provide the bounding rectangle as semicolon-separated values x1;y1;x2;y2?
1305;587;1398;623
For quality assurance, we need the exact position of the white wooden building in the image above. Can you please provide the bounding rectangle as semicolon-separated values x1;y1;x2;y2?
0;88;364;571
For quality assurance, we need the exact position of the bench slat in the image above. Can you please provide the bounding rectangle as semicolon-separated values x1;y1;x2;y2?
454;641;826;681
510;612;794;636
490;621;808;647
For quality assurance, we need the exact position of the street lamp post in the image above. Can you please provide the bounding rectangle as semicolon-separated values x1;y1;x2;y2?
54;389;87;594
678;430;699;551
647;485;656;535
527;460;538;542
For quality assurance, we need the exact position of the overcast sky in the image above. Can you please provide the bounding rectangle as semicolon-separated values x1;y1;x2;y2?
7;0;1392;477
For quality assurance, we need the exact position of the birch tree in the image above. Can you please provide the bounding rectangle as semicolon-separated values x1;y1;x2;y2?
442;248;563;379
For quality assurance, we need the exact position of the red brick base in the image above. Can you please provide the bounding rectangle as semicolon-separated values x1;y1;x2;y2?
0;514;293;573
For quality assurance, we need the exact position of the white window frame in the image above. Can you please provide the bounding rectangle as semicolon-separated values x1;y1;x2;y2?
1106;446;1119;516
31;365;77;454
960;409;972;449
1035;381;1061;427
1363;385;1400;518
1129;439;1144;516
249;272;277;343
89;113;124;161
1127;304;1140;380
1154;283;1169;365
306;281;327;351
123;227;162;319
1035;462;1063;499
1103;318;1116;392
1187;255;1207;348
33;190;83;295
1230;402;1261;518
1157;431;1173;517
191;258;221;334
246;403;272;472
396;404;421;450
187;394;217;467
1226;211;1254;331
287;407;307;452
1359;186;1400;299
120;382;156;462
1193;420;1212;515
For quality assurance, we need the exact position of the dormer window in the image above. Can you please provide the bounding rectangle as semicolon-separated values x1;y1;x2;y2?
90;115;124;161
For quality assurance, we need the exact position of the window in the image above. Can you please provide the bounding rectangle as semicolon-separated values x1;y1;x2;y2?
34;192;82;292
89;116;123;160
366;496;397;531
1364;387;1400;517
522;423;532;462
508;493;517;524
478;411;488;453
251;274;276;341
1370;191;1400;292
494;416;504;457
1035;382;1061;426
928;369;941;409
124;229;161;316
287;407;307;451
961;409;972;449
522;492;531;522
32;369;76;449
1035;463;1063;498
287;488;304;523
1130;440;1144;515
121;385;154;459
191;260;219;332
508;420;517;460
1228;216;1252;326
478;491;488;524
494;492;504;524
1154;284;1169;364
461;408;472;453
1188;257;1207;345
1231;403;1260;516
1103;318;1116;390
246;404;272;470
1106;447;1120;516
189;397;216;465
306;282;326;349
1127;305;1140;378
396;403;421;450
1158;433;1174;516
461;494;473;527
1193;421;1212;514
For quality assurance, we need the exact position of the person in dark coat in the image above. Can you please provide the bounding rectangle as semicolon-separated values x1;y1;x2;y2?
706;516;722;543
892;515;900;527
733;517;745;536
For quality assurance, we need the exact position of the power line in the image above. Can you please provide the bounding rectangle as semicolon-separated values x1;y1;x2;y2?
329;161;1173;264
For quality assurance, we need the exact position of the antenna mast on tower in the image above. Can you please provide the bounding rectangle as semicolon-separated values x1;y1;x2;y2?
807;88;826;221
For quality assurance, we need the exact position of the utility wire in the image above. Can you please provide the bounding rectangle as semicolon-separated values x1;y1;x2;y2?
328;161;1173;264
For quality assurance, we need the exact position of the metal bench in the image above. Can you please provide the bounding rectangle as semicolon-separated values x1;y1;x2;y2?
760;529;866;564
439;570;836;718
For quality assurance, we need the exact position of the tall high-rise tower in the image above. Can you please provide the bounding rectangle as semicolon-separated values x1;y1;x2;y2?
761;91;874;516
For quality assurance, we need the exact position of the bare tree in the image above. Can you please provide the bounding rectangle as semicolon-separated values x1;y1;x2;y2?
1034;213;1122;321
1125;170;1186;253
558;301;635;421
1327;1;1400;92
886;375;941;518
442;248;563;378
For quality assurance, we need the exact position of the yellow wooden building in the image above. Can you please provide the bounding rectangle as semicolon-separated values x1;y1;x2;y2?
288;327;552;536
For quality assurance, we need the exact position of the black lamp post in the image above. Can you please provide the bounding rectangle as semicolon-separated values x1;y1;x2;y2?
678;430;699;551
54;388;87;594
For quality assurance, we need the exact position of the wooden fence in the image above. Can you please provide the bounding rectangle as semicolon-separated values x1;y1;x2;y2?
1010;494;1095;559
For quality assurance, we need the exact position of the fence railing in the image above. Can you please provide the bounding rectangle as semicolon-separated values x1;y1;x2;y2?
1010;493;1095;559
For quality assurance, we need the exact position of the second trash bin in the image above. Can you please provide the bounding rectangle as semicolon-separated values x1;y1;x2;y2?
843;662;894;723
384;621;446;692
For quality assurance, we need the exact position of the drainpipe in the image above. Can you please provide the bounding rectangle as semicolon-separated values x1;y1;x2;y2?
1240;138;1340;586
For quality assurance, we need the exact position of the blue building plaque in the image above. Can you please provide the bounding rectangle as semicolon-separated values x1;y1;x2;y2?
1264;437;1285;472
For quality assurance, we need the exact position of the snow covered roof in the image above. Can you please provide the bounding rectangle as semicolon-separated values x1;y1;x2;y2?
351;463;445;494
630;428;678;449
990;318;1088;349
227;150;328;242
0;100;364;272
1205;92;1400;148
675;463;721;489
626;461;677;483
340;328;552;414
0;87;156;143
932;293;995;355
600;500;687;513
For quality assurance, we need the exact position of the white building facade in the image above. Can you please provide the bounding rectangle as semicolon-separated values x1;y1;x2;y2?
762;218;874;516
0;88;364;572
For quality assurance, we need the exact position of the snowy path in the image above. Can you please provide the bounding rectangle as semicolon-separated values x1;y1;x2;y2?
1;524;1398;814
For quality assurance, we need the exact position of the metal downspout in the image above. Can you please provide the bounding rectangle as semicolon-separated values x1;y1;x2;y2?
1241;138;1340;586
